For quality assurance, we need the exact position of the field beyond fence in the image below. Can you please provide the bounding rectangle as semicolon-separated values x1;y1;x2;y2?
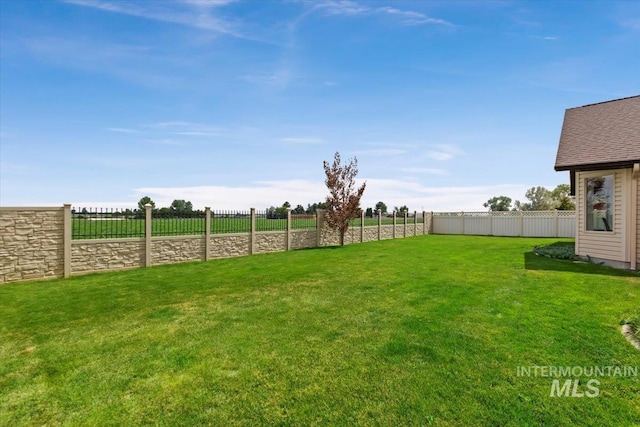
71;207;417;239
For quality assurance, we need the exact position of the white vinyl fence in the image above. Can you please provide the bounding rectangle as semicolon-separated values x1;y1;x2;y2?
432;211;575;238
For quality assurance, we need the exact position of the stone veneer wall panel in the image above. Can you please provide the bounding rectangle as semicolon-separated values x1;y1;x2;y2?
0;208;64;282
255;232;287;254
152;237;204;265
343;228;360;245
319;228;340;247
209;234;250;259
363;227;378;242
71;239;144;274
290;230;316;250
380;225;394;240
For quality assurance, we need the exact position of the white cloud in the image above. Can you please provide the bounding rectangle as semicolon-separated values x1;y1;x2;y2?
15;36;183;89
620;18;640;31
134;180;328;210
313;0;453;26
426;150;453;161
356;148;406;156
0;162;32;173
314;0;369;16
172;131;222;137
181;0;237;7
424;144;464;161
64;0;242;38
147;121;195;128
19;37;151;64
376;6;453;26
105;127;140;134
143;121;227;137
144;139;184;146
359;179;529;212
530;35;558;41
401;167;448;176
279;137;324;144
240;66;293;87
129;179;530;212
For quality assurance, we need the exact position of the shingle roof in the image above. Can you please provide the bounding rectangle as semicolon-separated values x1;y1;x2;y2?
555;95;640;171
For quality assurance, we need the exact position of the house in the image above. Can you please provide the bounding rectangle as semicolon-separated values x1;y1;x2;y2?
555;95;640;269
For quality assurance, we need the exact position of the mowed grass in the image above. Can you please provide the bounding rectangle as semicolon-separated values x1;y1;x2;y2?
72;217;405;239
1;235;639;426
72;217;319;239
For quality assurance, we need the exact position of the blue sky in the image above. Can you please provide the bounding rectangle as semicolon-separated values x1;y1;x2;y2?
1;0;639;211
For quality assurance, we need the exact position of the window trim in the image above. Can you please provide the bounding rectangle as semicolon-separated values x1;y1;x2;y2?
584;172;615;233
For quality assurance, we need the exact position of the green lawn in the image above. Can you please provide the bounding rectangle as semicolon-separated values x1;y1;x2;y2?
72;216;319;239
72;216;410;239
1;236;639;426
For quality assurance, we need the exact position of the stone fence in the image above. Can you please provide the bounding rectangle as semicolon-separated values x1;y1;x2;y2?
0;205;431;284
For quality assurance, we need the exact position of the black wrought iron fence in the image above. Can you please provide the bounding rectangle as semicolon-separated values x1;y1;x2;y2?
72;207;144;239
152;209;207;236
255;210;287;232
291;214;317;230
71;207;350;239
211;210;251;234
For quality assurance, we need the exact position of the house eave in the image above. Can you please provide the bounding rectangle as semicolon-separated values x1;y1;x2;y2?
554;160;640;172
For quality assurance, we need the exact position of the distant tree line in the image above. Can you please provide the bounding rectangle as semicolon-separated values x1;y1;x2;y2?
265;201;328;219
265;200;415;219
134;196;201;218
362;201;413;218
130;197;333;220
484;184;575;212
125;197;416;220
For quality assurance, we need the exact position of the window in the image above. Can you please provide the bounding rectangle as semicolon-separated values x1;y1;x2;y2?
585;175;614;232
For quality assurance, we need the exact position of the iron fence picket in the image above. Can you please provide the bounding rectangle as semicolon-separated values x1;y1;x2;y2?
72;207;143;239
211;210;251;234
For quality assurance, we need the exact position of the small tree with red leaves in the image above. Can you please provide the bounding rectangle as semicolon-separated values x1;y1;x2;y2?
323;152;367;246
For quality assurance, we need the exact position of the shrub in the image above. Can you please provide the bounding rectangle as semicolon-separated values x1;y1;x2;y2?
533;242;576;260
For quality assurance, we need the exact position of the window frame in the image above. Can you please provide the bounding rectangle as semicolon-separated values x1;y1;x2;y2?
584;173;614;233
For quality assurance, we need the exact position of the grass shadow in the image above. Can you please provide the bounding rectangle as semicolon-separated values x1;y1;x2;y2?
524;249;639;277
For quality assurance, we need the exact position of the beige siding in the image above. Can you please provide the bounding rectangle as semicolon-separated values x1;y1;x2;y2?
576;169;630;262
636;173;640;267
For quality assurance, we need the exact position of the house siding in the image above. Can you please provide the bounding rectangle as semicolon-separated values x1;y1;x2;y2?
576;169;629;263
636;171;640;268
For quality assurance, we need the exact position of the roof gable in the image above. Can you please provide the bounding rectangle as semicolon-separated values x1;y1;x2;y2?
555;95;640;171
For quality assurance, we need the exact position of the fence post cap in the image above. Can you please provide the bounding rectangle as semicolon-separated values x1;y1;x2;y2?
144;204;152;208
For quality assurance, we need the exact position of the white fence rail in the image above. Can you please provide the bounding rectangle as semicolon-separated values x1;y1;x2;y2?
432;211;575;238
